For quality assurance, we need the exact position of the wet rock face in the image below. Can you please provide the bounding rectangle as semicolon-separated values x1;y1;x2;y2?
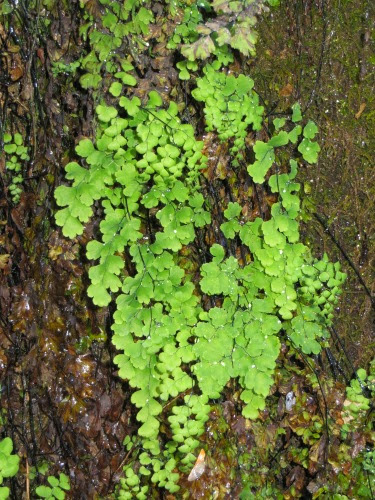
1;0;374;498
253;0;375;364
1;225;131;495
0;5;131;492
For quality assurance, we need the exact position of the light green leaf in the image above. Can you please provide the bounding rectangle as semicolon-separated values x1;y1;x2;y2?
210;244;225;263
248;141;275;184
0;486;10;499
87;282;113;307
0;455;19;478
136;400;162;422
273;118;286;130
96;105;118;122
269;130;289;147
51;487;64;500
47;476;59;488
241;390;265;419
298;138;320;163
75;139;95;158
303;120;318;139
55;208;84;238
224;202;242;219
221;219;241;239
288;125;302;144
35;485;52;498
0;438;12;455
119;96;141;116
170;181;189;202
147;91;163;108
121;61;134;72
58;474;70;491
80;73;102;89
138;416;160;438
291;103;302;122
4;144;16;154
109;81;122;97
121;73;137;86
13;133;23;146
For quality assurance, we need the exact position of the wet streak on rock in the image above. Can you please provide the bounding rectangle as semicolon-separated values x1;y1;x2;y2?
0;2;131;497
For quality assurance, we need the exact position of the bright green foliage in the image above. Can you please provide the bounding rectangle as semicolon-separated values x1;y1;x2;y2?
55;85;211;493
192;64;263;164
78;1;153;90
55;92;207;245
343;363;374;420
192;291;283;417
213;44;235;67
298;120;321;163
51;59;81;77
220;202;242;238
167;4;202;51
297;253;346;327
362;448;375;486
55;81;345;495
247;141;343;347
298;138;320;163
118;464;149;499
268;159;300;218
35;473;70;500
248;140;275;183
169;395;210;452
291;102;302;122
0;437;20;500
273;117;286;130
119;395;210;496
176;60;198;80
54;3;346;496
194;154;341;409
0;487;9;500
248;118;319;182
0;1;13;14
3;132;30;203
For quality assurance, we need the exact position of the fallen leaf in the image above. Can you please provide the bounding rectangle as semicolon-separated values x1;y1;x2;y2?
355;102;366;119
8;45;20;53
10;66;23;81
279;83;293;97
188;449;206;481
0;254;10;270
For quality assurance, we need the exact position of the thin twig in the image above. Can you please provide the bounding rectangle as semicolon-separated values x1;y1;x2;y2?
26;457;30;500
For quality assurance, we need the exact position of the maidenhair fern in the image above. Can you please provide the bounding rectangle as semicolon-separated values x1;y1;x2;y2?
35;473;70;500
77;0;154;90
177;0;279;61
0;437;20;500
192;63;263;164
3;132;29;203
54;1;345;496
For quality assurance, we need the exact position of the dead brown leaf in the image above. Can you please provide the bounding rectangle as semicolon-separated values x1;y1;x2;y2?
355;102;366;119
279;83;293;97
